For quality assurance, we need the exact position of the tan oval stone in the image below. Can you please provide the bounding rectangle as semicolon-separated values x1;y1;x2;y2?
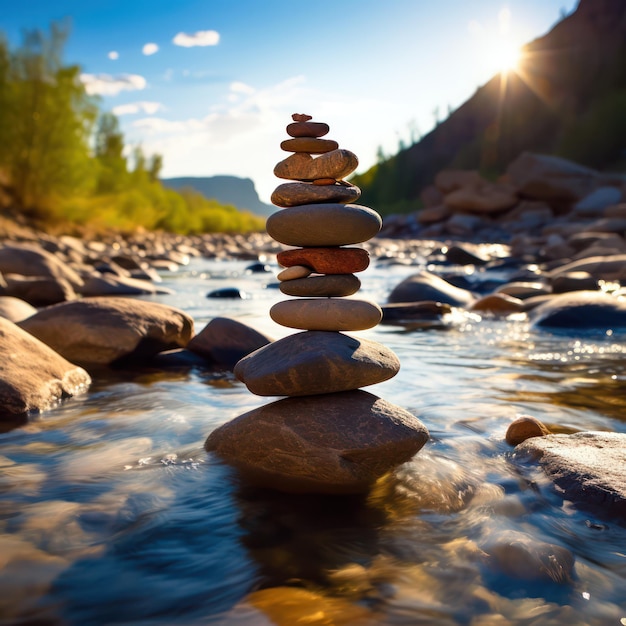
233;331;400;397
277;247;370;274
469;293;525;315
280;274;361;297
271;182;361;207
277;265;311;281
270;298;382;331
506;415;551;446
266;204;381;247
286;121;329;138
273;149;359;181
280;137;338;153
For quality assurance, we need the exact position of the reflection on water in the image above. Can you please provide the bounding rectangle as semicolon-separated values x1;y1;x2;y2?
1;257;626;625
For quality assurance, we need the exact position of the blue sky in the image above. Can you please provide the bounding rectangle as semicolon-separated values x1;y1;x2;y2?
2;0;577;203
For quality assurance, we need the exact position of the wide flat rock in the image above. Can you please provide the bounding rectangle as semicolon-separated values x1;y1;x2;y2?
205;389;429;494
0;317;91;420
19;297;194;366
234;330;399;396
514;431;626;519
280;274;360;297
271;182;361;207
266;204;381;247
277;247;369;274
270;298;382;331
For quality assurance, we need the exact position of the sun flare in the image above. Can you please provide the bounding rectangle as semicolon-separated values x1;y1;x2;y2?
491;40;523;74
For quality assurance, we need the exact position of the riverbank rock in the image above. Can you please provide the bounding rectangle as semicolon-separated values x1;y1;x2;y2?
187;317;273;369
0;243;83;289
234;331;399;397
0;296;37;323
529;291;626;329
514;431;626;520
18;297;193;366
0;317;90;420
387;270;475;307
205;390;429;494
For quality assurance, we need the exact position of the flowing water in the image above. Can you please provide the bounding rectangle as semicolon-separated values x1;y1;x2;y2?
1;247;626;625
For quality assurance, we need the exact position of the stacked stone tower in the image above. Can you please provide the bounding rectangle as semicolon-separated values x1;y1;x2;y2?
205;114;428;494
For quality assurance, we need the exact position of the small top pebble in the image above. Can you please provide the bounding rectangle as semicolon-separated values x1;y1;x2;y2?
292;113;313;122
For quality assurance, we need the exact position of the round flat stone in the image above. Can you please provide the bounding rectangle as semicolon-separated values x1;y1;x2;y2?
280;138;339;153
233;330;400;397
277;265;311;281
204;389;429;494
270;298;382;331
271;182;361;207
277;247;370;274
286;121;329;138
280;274;361;297
266;204;381;247
273;150;358;182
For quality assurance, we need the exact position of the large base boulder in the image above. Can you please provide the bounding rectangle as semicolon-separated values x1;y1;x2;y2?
205;390;429;494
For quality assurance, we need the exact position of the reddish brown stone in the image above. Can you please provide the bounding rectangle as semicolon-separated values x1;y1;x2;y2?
277;247;370;274
313;178;337;185
506;415;551;446
280;138;338;154
286;121;329;138
291;113;312;122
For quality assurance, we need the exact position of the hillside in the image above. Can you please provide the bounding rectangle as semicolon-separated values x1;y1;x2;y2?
352;0;626;214
162;175;274;217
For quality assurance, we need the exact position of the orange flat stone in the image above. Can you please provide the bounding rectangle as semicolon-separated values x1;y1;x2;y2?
277;247;370;274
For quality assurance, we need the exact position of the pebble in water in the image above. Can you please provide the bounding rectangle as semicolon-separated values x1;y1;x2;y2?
206;113;429;494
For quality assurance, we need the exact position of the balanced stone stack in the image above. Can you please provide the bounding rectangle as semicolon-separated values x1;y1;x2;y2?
205;114;429;494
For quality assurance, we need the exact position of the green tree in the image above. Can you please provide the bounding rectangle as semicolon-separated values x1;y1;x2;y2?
2;23;97;214
94;112;128;192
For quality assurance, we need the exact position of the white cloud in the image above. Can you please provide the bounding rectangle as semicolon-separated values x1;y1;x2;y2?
80;73;147;96
108;51;119;60
112;101;164;116
230;81;256;95
172;30;220;47
142;42;159;56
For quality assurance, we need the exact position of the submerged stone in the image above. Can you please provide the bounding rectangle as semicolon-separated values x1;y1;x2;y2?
205;389;429;494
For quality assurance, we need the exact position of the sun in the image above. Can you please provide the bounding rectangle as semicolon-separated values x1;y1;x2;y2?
492;40;523;74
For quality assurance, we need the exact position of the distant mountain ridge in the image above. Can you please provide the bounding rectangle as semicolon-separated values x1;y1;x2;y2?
162;175;274;217
352;0;626;214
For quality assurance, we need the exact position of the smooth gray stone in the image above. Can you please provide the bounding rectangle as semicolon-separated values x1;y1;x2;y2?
279;274;361;297
270;298;382;331
271;182;361;207
205;389;429;494
266;204;382;247
234;330;399;396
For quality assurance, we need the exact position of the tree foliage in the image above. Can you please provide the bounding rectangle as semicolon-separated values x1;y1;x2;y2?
0;24;264;234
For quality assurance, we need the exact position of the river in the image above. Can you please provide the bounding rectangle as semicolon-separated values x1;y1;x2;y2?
1;247;625;625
